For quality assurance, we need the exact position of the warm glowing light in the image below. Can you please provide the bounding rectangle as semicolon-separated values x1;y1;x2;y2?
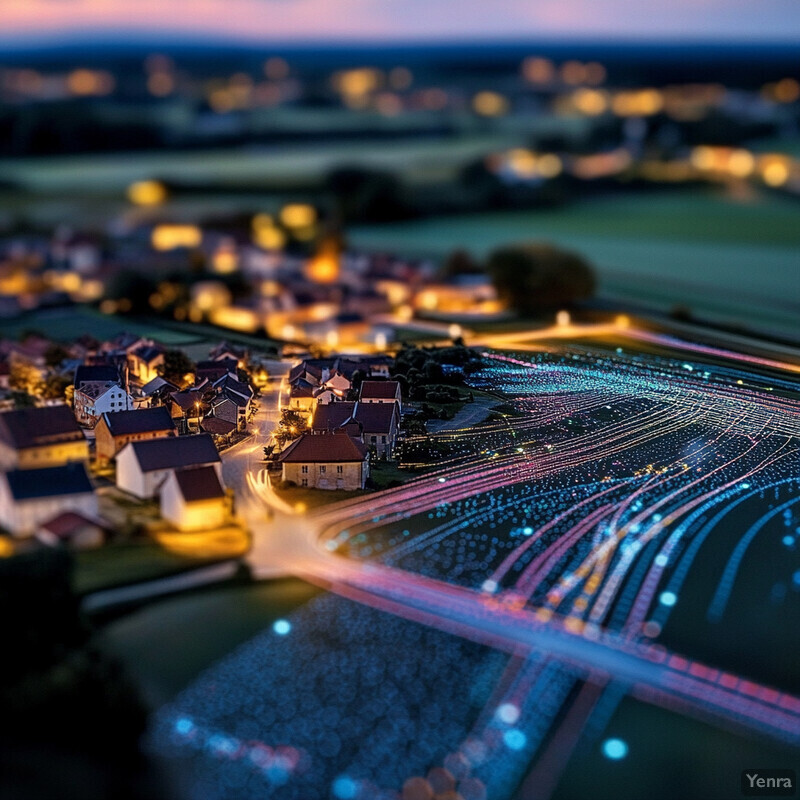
151;225;202;251
584;62;607;86
572;88;608;116
727;149;755;178
127;180;167;206
615;314;631;329
212;248;238;274
507;148;539;178
208;306;260;333
690;146;715;171
333;68;381;97
536;153;563;178
472;91;509;117
148;72;174;96
280;203;317;229
773;77;800;104
761;158;790;187
556;310;571;327
448;324;463;340
612;89;663;116
306;240;340;284
522;57;554;84
67;68;113;96
253;226;286;250
561;60;587;85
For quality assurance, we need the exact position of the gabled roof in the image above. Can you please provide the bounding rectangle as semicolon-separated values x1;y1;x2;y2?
212;374;253;400
172;465;225;502
290;382;316;399
0;405;84;450
209;341;247;361
312;402;356;432
107;332;143;351
311;400;396;435
5;462;93;501
196;359;238;382
279;431;367;463
360;380;400;399
141;376;178;396
74;363;120;388
353;402;398;434
39;511;103;538
170;389;206;412
75;380;123;400
201;417;236;436
131;344;164;363
126;433;220;472
101;406;174;437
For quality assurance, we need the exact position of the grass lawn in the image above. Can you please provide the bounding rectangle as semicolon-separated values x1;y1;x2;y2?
101;578;322;707
72;538;232;596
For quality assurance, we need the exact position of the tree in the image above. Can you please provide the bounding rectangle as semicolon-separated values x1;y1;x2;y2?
486;241;596;314
440;248;482;279
9;362;45;397
158;349;196;387
44;344;70;369
274;409;309;446
41;373;71;401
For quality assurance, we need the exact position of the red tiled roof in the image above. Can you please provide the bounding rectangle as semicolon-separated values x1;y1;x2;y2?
360;380;400;399
39;511;102;538
279;431;367;463
173;465;225;502
0;405;84;450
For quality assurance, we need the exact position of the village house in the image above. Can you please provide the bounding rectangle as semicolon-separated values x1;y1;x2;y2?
279;429;369;490
168;387;209;431
359;380;402;411
94;406;175;464
0;405;88;470
200;416;237;446
0;462;97;537
160;465;229;531
209;374;254;432
312;401;399;460
73;380;134;427
35;511;106;549
137;375;178;408
127;343;165;386
209;341;248;364
195;358;238;384
116;433;221;499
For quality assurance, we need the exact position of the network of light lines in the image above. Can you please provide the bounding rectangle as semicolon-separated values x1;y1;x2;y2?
153;340;800;799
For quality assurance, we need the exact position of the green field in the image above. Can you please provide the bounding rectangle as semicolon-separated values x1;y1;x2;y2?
349;187;800;336
101;579;321;707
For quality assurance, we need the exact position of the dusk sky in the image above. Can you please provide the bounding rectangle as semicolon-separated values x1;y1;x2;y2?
2;0;800;44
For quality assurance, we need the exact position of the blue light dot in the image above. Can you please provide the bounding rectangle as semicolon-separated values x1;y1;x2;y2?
602;738;628;760
273;619;292;635
782;535;794;547
654;554;668;568
793;571;800;587
332;775;358;799
523;526;533;536
659;591;677;607
174;717;194;735
503;729;527;751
